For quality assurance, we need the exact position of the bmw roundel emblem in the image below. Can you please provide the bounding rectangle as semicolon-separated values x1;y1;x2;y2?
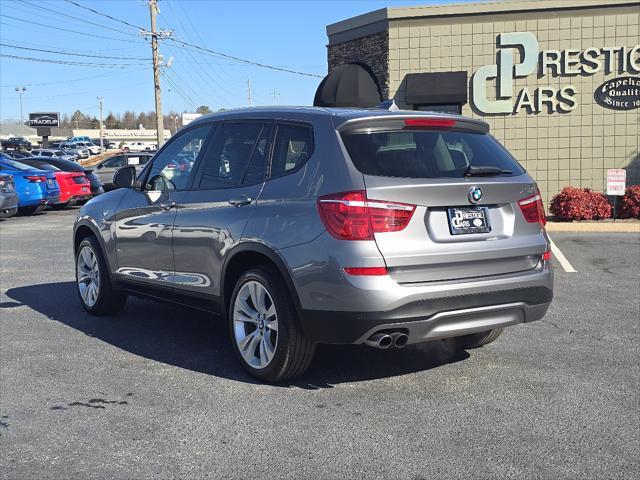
468;186;482;204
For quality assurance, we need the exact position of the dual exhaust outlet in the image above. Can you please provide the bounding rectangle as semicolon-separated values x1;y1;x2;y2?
364;332;409;349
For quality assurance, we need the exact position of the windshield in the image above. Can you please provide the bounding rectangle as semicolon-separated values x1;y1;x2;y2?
341;129;525;178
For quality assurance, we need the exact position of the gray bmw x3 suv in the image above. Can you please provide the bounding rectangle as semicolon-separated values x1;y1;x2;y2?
73;107;553;382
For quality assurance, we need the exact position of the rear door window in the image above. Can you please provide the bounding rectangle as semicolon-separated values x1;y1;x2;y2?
197;122;272;189
270;123;313;178
340;129;524;178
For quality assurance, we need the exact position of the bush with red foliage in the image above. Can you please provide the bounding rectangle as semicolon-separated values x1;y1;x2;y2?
549;187;612;221
618;185;640;219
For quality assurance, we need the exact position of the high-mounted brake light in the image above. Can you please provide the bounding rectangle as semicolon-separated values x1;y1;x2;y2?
518;193;546;226
317;191;416;241
343;267;388;276
404;118;456;129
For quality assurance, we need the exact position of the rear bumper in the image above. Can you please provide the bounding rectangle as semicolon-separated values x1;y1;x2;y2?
299;286;552;344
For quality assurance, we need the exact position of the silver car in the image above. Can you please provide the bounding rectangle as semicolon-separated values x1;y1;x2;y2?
30;149;77;162
93;152;154;190
73;107;553;382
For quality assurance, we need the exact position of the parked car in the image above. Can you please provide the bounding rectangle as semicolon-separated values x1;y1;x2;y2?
1;137;32;151
0;155;60;214
60;142;89;159
74;142;101;155
72;107;553;382
68;136;92;144
1;150;30;159
16;157;104;197
122;141;156;152
0;173;19;218
30;149;77;162
93;152;154;190
16;157;93;208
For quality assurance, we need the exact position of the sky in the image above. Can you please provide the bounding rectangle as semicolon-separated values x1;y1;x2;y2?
0;0;471;122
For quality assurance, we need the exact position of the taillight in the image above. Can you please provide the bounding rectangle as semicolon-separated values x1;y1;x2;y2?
343;267;388;276
68;176;87;185
24;175;46;183
518;193;546;226
542;251;552;261
317;190;415;240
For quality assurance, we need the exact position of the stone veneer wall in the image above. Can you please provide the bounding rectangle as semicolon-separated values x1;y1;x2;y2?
327;31;390;100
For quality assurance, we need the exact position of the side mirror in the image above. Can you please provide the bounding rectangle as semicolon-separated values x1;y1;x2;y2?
113;165;136;189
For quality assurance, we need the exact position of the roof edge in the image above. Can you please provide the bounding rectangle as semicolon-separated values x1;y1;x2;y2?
327;0;640;37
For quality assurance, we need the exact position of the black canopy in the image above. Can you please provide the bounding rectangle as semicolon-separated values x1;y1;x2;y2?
314;63;381;108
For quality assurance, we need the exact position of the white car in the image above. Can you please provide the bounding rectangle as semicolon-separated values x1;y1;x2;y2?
74;142;101;155
122;141;157;152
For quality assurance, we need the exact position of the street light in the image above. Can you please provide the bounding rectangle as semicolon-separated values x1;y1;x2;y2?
15;87;26;135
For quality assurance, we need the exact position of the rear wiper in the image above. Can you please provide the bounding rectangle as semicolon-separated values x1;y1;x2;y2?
464;165;512;176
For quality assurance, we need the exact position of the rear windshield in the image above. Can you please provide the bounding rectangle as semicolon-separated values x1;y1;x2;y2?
340;129;525;178
0;158;34;171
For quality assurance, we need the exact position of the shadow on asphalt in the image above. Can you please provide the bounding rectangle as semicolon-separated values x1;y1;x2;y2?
5;282;469;388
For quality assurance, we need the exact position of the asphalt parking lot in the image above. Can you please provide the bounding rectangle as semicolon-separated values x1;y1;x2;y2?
1;209;638;479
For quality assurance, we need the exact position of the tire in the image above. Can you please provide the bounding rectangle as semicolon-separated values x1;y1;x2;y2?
454;328;503;350
75;235;127;315
228;266;315;382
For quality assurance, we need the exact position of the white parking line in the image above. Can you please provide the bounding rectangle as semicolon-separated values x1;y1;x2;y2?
549;237;577;273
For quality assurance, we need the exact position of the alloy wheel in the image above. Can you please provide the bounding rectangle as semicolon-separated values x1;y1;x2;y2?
77;245;100;307
233;280;279;369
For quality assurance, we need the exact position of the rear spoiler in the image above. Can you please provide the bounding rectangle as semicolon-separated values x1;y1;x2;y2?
337;115;489;134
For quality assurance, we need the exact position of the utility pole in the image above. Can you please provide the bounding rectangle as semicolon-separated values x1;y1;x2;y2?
270;90;280;105
247;78;253;107
149;0;164;148
15;87;26;135
97;96;104;152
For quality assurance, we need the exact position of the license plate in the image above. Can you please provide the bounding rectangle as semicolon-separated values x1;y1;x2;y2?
447;207;491;235
82;187;88;192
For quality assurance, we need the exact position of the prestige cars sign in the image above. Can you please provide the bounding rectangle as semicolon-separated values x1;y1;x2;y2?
29;112;60;127
595;77;640;110
472;32;640;114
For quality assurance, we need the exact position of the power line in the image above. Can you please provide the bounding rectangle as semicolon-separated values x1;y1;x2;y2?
63;0;145;31
0;70;146;88
62;0;322;78
15;0;142;37
161;70;198;109
166;36;322;78
1;53;148;69
0;42;150;61
1;14;142;43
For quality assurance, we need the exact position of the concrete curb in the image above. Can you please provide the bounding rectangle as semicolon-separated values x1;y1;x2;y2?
545;221;640;233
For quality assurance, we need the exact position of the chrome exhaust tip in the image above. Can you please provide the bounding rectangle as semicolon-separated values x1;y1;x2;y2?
392;332;409;348
364;333;393;349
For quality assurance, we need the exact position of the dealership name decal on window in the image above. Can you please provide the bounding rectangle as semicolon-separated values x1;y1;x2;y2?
472;32;640;114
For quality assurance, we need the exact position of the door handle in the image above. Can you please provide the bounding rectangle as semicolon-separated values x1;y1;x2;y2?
159;201;176;211
228;195;252;207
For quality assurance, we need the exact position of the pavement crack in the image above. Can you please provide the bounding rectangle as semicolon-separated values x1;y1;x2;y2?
540;319;605;341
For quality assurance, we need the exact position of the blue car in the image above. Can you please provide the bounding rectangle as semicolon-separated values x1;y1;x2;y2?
0;155;61;215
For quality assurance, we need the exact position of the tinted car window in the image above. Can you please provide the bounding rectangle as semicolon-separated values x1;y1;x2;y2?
271;123;313;178
341;130;525;178
145;125;211;191
101;156;127;168
198;122;271;189
0;159;35;171
19;160;59;171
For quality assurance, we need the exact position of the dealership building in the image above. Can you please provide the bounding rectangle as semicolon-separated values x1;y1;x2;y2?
318;0;640;203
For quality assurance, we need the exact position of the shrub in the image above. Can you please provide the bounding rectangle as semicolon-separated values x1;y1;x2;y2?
549;187;612;221
618;185;640;219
